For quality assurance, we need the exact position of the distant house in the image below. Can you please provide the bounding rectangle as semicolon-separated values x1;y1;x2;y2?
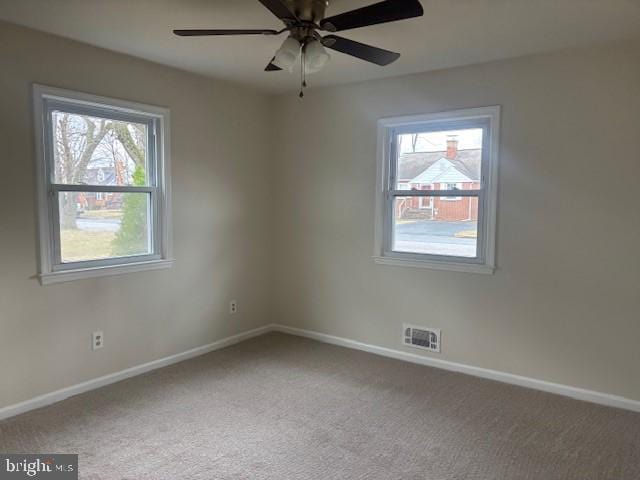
77;157;127;211
397;138;481;222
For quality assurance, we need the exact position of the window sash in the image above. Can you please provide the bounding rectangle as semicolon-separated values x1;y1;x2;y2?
45;99;157;188
382;120;490;265
51;184;155;193
50;190;160;271
53;251;162;272
387;189;481;197
42;100;162;271
384;191;486;264
388;121;489;191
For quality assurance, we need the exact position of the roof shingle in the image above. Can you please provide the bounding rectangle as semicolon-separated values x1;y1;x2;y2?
398;149;481;181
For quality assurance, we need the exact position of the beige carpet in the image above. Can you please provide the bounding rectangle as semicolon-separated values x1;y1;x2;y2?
1;333;639;479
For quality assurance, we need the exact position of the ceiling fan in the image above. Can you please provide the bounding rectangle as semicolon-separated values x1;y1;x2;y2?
174;0;424;96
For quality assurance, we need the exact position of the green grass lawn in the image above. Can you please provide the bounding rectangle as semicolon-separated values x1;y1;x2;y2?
60;229;116;262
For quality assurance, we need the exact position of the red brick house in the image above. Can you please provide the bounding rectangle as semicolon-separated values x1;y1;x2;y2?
396;138;481;222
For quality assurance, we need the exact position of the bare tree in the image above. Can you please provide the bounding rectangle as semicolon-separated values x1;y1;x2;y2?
55;114;110;229
411;133;419;152
114;123;146;169
399;134;420;153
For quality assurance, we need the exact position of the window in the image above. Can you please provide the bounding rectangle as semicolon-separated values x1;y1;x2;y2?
419;196;432;209
374;107;499;273
33;85;172;284
441;183;462;201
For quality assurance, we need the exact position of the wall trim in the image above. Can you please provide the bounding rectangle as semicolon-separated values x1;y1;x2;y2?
3;323;639;421
32;84;173;286
271;324;640;413
0;325;271;421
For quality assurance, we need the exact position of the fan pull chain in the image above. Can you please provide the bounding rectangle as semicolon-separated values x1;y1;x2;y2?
299;45;309;99
303;57;307;89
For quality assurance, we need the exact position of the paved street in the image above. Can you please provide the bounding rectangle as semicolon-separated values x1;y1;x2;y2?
394;220;476;257
77;216;121;233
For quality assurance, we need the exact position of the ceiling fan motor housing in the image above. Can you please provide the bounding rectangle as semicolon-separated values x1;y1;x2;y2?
286;0;329;23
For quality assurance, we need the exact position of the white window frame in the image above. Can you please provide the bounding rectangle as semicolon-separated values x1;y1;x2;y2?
33;84;173;285
374;106;500;274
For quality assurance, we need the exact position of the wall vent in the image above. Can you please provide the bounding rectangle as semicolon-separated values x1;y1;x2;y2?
403;324;441;353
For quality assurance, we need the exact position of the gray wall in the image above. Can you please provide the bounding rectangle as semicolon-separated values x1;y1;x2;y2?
0;22;273;408
272;39;640;401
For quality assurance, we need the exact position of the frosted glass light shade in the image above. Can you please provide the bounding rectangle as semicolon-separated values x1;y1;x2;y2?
273;37;301;71
304;40;331;74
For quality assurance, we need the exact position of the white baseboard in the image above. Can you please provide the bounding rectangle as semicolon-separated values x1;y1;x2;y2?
0;325;272;421
271;324;640;413
3;323;639;421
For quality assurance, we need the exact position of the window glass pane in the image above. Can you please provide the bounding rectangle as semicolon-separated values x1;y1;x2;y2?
52;111;149;186
59;192;151;263
393;196;479;258
396;128;482;191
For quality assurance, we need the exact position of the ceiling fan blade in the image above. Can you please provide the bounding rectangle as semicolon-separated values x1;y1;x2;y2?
257;0;298;21
265;57;283;71
173;29;279;36
322;35;400;66
320;0;423;32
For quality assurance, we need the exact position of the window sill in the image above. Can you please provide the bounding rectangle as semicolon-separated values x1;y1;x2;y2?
373;256;495;274
39;259;174;285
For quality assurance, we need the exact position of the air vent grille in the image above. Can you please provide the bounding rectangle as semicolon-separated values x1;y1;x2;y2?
403;324;441;353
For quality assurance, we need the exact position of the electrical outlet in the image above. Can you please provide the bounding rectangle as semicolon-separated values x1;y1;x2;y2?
92;331;104;350
229;300;238;314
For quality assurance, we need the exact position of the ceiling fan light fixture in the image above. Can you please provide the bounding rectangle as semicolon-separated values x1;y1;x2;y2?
173;0;425;92
273;36;301;71
304;39;331;74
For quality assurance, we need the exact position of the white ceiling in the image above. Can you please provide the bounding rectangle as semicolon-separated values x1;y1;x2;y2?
1;0;639;93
